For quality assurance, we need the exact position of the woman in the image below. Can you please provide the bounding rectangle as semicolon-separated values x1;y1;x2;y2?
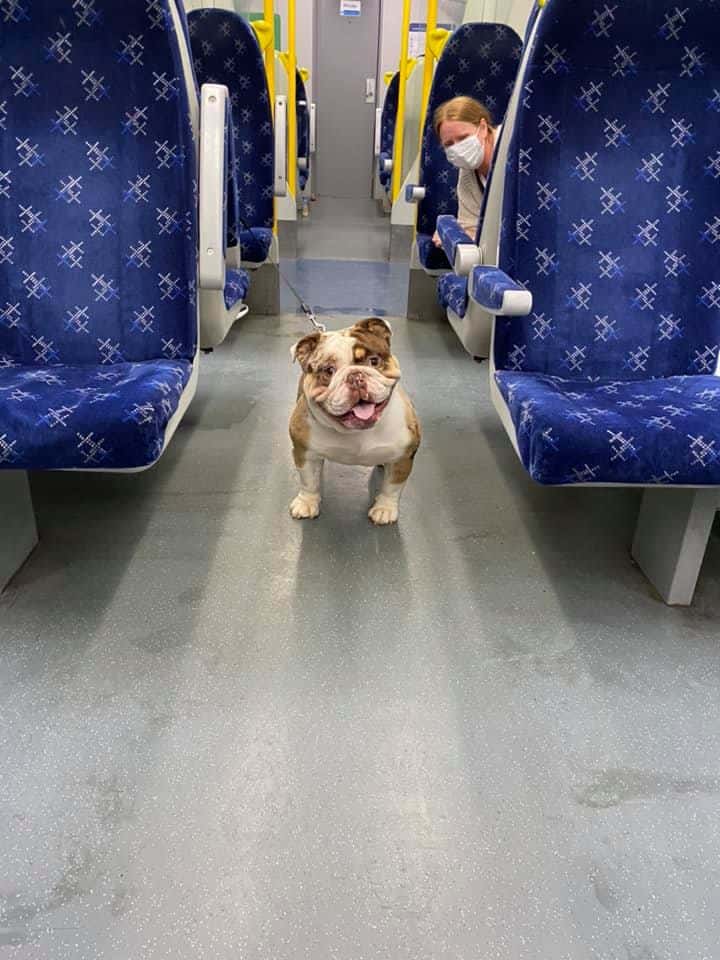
432;96;501;246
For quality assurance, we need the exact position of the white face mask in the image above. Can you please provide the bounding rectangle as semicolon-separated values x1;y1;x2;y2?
445;129;485;171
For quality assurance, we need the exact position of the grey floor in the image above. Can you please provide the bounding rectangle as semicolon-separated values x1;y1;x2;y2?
2;314;720;959
298;197;390;261
279;258;408;317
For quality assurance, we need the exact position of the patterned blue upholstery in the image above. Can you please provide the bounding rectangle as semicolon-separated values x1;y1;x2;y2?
436;214;473;266
436;229;530;322
416;232;451;272
234;226;273;264
188;8;273;264
0;0;197;471
296;70;310;192
224;267;250;310
472;266;528;312
0;362;192;470
494;0;720;485
416;23;523;269
438;274;468;318
379;71;399;192
496;374;720;485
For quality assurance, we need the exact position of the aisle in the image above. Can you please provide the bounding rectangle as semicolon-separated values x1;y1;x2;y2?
283;195;408;317
297;197;390;262
279;258;408;317
1;314;720;959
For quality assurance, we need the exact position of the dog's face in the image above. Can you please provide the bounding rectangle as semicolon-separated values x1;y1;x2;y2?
291;318;401;432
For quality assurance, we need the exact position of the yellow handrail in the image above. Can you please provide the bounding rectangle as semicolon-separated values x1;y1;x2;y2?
251;18;274;106
427;27;450;60
251;3;276;231
390;0;412;203
264;0;275;109
279;0;298;197
418;0;437;151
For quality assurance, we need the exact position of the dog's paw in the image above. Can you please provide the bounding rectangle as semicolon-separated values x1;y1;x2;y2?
290;494;321;520
369;497;398;525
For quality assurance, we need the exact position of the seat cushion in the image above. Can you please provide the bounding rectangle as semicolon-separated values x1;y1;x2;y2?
0;360;193;471
224;268;250;310
438;274;468;319
238;228;273;265
495;371;720;486
416;234;451;273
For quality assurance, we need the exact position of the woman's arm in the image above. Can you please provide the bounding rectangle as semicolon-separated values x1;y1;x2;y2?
457;169;482;241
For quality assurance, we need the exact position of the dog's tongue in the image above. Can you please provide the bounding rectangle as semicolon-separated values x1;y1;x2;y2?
352;401;375;421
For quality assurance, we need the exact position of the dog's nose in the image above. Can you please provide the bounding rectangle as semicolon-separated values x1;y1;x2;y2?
347;371;365;389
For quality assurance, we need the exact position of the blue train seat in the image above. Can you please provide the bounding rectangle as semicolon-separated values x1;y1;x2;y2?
187;7;274;268
296;70;311;192
378;71;400;194
473;0;720;603
0;0;205;471
436;8;541;336
409;22;522;274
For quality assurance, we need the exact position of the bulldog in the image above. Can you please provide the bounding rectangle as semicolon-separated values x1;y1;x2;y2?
289;318;421;525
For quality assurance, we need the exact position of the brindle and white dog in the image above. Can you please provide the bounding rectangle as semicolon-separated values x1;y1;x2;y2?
289;318;420;525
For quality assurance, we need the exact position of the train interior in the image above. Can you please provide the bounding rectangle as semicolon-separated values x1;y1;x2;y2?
2;0;720;956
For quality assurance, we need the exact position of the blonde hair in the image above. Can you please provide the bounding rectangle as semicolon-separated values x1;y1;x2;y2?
433;96;494;138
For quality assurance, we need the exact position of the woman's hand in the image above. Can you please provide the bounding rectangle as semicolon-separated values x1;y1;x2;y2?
432;230;441;247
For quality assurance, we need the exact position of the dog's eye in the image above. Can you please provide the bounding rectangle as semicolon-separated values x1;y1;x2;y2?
324;365;335;376
368;356;381;367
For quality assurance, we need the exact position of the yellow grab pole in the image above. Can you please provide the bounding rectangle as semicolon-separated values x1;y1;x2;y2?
250;3;276;229
286;0;297;197
418;0;438;150
390;0;412;203
264;0;275;109
251;19;274;109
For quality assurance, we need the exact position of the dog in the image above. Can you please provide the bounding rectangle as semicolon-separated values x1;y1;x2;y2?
289;317;420;525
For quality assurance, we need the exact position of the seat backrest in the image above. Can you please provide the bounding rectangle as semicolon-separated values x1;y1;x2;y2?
187;8;273;235
379;71;399;191
495;0;720;382
472;4;543;240
417;22;523;237
0;0;198;368
296;69;310;191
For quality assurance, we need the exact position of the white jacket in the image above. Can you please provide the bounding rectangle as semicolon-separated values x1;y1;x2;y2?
456;124;502;240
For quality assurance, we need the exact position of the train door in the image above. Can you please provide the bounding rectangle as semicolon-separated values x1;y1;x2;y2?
313;0;382;199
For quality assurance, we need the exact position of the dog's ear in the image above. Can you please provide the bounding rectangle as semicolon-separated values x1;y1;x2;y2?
351;317;392;347
291;332;322;371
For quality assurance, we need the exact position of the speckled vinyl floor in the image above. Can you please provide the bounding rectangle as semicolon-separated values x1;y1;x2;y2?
2;313;720;959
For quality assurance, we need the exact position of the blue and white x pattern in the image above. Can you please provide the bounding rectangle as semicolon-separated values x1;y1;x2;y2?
188;8;274;264
495;0;720;485
0;0;198;469
378;71;399;192
417;21;523;272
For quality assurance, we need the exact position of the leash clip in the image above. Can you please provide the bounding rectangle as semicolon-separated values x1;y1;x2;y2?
303;304;326;334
